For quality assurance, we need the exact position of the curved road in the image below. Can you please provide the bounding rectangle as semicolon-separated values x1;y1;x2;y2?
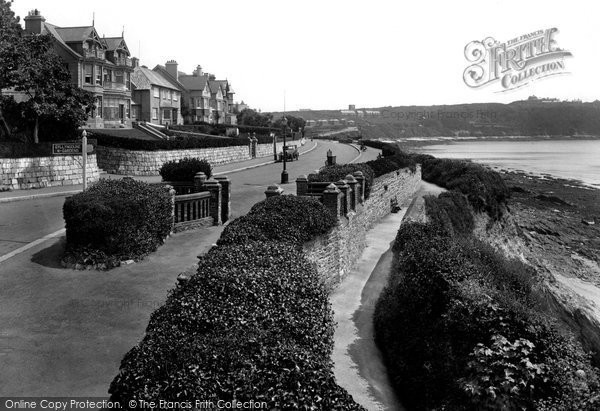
0;140;380;397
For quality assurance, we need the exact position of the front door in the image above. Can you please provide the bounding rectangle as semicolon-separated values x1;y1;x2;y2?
119;104;125;123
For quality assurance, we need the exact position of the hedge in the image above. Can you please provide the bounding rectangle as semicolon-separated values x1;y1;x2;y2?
91;132;262;151
309;163;375;198
62;179;173;269
0;141;54;158
374;221;600;410
159;157;212;181
109;197;363;409
218;195;338;246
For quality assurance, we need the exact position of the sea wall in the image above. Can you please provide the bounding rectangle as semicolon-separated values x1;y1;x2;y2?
304;166;421;288
96;140;301;176
0;154;100;190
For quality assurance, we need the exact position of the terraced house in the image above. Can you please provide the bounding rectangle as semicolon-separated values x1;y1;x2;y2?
154;63;237;125
23;9;134;128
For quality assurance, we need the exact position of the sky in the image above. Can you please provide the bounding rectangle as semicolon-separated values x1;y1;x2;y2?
9;0;600;112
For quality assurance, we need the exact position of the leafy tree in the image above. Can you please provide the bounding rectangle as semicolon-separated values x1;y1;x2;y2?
237;108;272;127
9;34;94;143
273;114;306;132
0;0;23;137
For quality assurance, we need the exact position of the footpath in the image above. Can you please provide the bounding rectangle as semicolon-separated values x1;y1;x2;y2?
0;140;318;203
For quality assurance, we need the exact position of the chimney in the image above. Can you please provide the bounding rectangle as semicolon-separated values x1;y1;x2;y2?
165;60;178;81
24;9;45;34
193;65;203;77
131;57;139;68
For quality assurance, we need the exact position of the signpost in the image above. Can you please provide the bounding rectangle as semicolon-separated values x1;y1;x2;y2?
51;133;96;191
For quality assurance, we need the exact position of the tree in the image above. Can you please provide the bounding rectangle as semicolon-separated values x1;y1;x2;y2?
10;34;93;143
273;114;306;132
237;108;272;127
0;0;23;137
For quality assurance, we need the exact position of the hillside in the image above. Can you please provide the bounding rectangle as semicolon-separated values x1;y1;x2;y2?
271;99;600;140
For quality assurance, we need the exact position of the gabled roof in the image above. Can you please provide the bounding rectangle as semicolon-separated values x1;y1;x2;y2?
43;23;82;59
152;65;186;90
208;80;223;95
54;26;103;45
131;67;180;91
179;74;210;92
103;37;130;55
214;80;234;94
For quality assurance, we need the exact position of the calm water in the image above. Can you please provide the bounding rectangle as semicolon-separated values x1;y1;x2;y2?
415;139;600;187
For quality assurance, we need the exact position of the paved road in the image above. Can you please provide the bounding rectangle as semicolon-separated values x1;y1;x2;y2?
0;141;380;397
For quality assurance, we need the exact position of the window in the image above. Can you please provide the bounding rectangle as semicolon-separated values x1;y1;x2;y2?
125;72;130;90
103;68;111;83
96;96;103;118
84;64;93;84
152;108;158;120
169;90;173;100
162;89;168;100
95;65;102;85
153;87;160;98
173;92;178;102
126;100;131;118
115;70;124;84
163;109;171;120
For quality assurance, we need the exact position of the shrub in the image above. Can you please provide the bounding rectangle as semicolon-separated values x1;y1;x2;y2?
92;133;259;150
159;157;212;181
218;195;338;246
62;179;173;269
109;241;364;409
424;191;475;236
309;163;375;197
374;221;600;410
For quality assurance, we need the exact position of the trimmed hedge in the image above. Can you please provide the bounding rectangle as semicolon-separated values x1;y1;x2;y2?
309;163;375;198
109;196;363;409
159;157;212;181
374;221;600;410
0;141;54;158
62;179;173;269
92;133;258;151
218;195;338;246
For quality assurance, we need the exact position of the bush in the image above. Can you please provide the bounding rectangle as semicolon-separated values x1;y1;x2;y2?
62;179;173;269
374;221;600;410
309;163;375;198
92;133;259;150
424;191;475;236
109;240;364;409
218;195;338;246
159;157;212;181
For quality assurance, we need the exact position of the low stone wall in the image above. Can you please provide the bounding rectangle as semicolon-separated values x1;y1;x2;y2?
304;166;421;288
0;154;100;190
97;140;301;176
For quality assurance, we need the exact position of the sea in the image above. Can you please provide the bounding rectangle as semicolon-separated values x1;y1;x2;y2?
412;138;600;188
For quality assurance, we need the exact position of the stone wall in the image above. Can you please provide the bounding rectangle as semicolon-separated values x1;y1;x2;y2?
0;154;100;190
303;166;421;288
97;139;301;176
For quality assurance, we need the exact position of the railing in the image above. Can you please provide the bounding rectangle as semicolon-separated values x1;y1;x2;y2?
113;57;132;67
174;192;211;224
84;50;104;59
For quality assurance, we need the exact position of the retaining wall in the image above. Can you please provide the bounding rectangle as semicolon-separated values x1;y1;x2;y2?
303;166;421;288
97;139;301;176
0;154;100;190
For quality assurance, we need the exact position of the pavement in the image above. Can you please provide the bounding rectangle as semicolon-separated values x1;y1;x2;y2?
0;140;322;203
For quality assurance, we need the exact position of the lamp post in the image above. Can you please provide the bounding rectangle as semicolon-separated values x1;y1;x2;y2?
271;132;277;161
280;116;288;184
81;129;88;191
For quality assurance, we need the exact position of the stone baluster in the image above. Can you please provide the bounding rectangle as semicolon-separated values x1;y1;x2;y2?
353;171;365;203
335;179;350;216
194;172;207;192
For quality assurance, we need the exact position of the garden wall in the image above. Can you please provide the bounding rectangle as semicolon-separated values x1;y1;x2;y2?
96;139;301;175
304;165;421;287
0;154;100;190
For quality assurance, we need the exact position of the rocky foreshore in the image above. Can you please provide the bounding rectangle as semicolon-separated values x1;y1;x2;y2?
475;171;600;360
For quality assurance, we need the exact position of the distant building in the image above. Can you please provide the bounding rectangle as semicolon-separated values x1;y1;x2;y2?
305;119;316;127
349;104;356;110
340;110;355;115
22;9;134;128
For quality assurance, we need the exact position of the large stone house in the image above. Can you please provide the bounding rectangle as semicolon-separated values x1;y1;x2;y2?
130;63;183;126
22;9;134;128
154;63;236;125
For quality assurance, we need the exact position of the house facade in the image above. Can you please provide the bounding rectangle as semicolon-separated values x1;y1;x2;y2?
131;63;183;126
155;63;237;125
23;9;134;128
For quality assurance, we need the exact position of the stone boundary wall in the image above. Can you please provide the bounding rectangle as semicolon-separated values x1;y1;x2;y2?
0;154;100;190
303;166;421;288
97;139;301;176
